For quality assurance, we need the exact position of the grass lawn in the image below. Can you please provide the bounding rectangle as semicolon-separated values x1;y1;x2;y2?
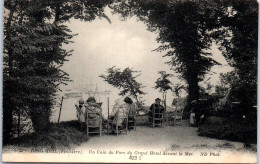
3;120;88;152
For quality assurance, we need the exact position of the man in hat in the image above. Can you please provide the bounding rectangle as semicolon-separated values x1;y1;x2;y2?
149;98;165;123
150;98;164;110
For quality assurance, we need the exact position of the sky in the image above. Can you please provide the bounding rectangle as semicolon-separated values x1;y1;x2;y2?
60;7;233;109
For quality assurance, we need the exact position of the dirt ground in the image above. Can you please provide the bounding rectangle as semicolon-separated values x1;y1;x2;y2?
77;121;255;151
2;120;257;163
74;120;257;162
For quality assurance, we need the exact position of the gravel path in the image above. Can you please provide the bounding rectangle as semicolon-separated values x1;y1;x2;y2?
2;120;256;163
74;120;256;163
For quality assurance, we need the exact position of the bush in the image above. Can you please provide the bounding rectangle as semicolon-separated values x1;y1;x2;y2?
4;120;88;151
198;116;257;144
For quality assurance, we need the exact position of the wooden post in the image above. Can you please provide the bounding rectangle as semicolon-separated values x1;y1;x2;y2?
58;96;64;124
164;93;167;112
174;105;177;125
18;108;21;144
164;93;167;122
107;97;109;135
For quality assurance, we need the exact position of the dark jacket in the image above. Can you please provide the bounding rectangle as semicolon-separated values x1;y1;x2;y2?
150;103;164;118
150;103;164;112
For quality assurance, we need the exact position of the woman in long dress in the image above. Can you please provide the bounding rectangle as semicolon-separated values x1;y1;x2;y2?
190;100;197;126
109;97;134;128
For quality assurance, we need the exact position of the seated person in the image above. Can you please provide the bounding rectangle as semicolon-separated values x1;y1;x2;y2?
78;98;85;108
109;97;132;128
76;98;85;122
125;97;135;117
124;97;136;129
85;97;102;126
149;98;165;123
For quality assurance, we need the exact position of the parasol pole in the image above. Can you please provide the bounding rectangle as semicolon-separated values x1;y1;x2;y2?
107;97;109;134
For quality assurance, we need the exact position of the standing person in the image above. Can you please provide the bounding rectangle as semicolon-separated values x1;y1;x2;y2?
189;109;196;126
190;100;201;126
149;98;165;123
198;99;210;126
190;100;197;126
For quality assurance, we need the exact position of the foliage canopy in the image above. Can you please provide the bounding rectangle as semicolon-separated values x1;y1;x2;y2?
100;66;146;102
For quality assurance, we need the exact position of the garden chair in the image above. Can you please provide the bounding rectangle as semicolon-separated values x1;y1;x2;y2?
128;105;137;131
173;108;184;125
85;106;102;137
115;113;128;136
107;108;128;136
148;104;164;128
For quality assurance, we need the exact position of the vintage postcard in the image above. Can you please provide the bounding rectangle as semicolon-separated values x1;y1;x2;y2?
2;0;258;163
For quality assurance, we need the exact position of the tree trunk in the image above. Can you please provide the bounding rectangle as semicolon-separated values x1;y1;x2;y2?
3;3;18;144
162;92;165;102
184;61;200;113
186;77;199;113
164;93;167;112
3;90;13;145
55;1;61;22
30;107;50;133
134;94;138;103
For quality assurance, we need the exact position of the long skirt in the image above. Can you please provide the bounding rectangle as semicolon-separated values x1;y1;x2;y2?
190;113;196;125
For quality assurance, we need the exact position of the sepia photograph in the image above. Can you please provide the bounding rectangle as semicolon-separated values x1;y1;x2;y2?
2;0;258;163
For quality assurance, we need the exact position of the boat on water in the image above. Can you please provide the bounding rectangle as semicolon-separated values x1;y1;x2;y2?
63;82;110;107
64;91;83;99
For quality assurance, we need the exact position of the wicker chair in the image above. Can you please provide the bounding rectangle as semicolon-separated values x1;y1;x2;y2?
85;106;102;137
173;108;184;125
128;104;137;131
148;104;164;128
115;113;128;136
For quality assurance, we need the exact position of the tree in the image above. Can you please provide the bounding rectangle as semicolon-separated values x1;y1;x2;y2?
154;71;172;107
214;0;258;112
3;0;73;141
3;0;111;144
175;84;187;96
215;70;254;113
111;1;222;111
99;66;146;102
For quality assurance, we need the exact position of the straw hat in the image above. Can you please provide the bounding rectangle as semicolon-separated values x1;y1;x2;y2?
78;98;84;104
